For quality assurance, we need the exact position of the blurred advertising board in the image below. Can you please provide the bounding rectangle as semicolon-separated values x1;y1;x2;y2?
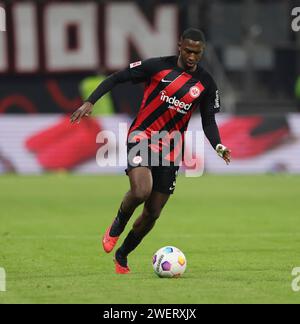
0;114;299;175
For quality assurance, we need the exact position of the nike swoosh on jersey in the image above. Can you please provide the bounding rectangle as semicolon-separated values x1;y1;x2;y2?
161;79;172;83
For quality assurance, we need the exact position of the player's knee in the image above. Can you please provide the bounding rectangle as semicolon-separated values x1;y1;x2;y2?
131;187;151;203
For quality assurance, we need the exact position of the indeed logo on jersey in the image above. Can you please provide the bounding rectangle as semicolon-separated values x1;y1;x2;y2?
160;91;192;114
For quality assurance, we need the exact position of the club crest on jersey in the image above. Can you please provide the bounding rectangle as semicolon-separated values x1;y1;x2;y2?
130;61;142;68
189;86;201;98
132;156;143;165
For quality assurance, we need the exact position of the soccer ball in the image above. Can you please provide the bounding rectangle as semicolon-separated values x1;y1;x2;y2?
152;246;187;278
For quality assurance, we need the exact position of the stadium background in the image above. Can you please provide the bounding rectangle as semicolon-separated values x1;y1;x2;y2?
0;0;300;174
1;0;300;304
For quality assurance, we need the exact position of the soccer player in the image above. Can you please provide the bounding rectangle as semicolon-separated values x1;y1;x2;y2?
71;28;231;274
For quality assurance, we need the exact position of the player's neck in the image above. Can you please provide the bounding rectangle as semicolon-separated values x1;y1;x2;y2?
177;56;197;73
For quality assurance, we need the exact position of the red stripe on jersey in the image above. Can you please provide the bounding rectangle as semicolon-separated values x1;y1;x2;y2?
140;69;172;111
150;81;205;161
148;131;184;159
164;133;184;162
168;82;204;132
130;72;193;134
149;81;205;133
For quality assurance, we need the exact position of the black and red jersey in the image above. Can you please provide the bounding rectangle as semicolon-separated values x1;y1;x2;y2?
128;56;220;136
87;55;222;163
126;56;220;161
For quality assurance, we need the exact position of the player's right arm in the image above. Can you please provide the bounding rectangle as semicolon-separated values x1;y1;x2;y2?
70;69;132;124
70;59;154;124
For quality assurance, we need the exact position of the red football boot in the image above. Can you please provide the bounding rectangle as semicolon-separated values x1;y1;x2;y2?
102;226;119;253
114;257;130;274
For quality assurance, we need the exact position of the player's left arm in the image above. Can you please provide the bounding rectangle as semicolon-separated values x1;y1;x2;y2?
199;84;231;165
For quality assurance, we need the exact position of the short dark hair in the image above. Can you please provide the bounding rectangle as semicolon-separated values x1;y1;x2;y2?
181;28;206;43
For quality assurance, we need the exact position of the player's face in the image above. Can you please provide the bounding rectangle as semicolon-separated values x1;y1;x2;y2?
178;39;205;72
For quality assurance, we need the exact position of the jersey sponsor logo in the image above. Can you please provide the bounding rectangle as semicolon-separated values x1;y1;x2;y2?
189;86;201;98
160;91;192;112
214;90;220;109
130;61;142;69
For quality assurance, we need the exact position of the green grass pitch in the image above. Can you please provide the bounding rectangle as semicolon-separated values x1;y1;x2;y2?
1;174;300;304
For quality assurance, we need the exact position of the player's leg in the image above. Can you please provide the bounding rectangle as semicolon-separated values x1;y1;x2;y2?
121;166;154;216
110;167;153;235
102;167;153;253
115;191;170;271
114;166;178;272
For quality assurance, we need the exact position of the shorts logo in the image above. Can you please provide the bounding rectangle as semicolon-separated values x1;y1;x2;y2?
130;61;142;69
132;156;143;165
189;86;201;98
169;181;176;191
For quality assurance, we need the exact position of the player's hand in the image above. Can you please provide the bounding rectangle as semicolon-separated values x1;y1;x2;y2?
216;144;231;165
70;102;93;124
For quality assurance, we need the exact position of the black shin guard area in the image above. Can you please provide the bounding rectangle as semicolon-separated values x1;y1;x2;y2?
115;249;128;268
110;207;131;237
118;230;143;257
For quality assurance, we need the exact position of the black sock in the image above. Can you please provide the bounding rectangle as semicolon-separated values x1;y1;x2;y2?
109;205;131;237
115;248;128;267
118;230;143;257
